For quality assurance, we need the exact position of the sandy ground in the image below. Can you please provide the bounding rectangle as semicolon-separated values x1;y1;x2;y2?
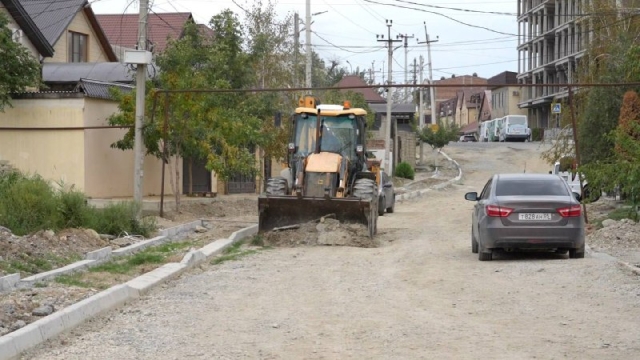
23;142;640;359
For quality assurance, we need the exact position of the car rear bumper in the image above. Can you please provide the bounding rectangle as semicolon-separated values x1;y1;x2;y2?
480;226;585;250
504;134;529;140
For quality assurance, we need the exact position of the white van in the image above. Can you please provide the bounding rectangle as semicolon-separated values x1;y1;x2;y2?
499;115;530;142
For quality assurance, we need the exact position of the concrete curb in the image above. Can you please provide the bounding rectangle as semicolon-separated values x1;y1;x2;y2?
586;244;640;275
0;220;205;294
396;150;462;204
0;223;257;360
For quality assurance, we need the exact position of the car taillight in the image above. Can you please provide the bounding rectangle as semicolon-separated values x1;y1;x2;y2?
558;205;582;217
486;205;513;217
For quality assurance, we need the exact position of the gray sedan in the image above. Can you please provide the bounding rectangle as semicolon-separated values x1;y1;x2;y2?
464;173;585;261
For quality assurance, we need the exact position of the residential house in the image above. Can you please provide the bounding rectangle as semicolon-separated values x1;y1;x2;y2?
432;74;487;113
95;12;198;60
0;0;179;199
488;71;527;121
517;0;589;129
437;97;458;125
333;76;417;171
454;90;483;127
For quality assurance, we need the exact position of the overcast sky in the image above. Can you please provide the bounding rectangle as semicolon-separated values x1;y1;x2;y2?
90;0;519;83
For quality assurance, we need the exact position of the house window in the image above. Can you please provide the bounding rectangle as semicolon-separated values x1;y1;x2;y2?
68;31;88;62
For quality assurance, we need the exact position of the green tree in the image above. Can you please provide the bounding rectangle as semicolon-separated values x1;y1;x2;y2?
416;120;460;168
0;13;42;111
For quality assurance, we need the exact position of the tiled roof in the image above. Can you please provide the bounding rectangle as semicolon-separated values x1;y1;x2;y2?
334;75;386;103
18;0;86;48
0;0;53;56
95;12;193;53
42;62;148;83
75;78;133;100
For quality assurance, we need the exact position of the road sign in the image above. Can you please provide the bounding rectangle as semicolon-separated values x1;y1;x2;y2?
552;103;561;114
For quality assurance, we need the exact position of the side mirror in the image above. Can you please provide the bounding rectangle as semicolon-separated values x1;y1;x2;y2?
464;192;478;201
572;192;581;201
288;143;296;153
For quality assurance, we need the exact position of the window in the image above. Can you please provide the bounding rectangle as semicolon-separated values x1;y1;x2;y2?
68;31;88;62
496;179;569;196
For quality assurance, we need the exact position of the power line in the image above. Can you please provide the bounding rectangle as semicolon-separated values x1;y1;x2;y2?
390;0;516;16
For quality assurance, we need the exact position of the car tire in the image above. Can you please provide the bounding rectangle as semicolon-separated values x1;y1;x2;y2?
386;195;395;213
478;250;492;261
378;195;385;216
472;232;479;254
569;245;585;259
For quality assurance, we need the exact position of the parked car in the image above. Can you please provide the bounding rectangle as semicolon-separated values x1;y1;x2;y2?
458;134;477;142
378;171;395;216
464;173;585;261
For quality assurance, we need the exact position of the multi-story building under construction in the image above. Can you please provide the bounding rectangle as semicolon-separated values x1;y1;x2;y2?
516;0;592;128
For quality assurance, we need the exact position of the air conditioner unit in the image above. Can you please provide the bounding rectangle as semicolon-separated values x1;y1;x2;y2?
512;90;520;96
12;29;22;43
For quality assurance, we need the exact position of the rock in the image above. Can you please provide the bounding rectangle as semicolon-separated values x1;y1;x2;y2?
272;323;280;329
195;225;208;233
100;234;116;240
43;229;55;239
32;305;55;317
10;320;26;331
0;226;11;234
602;219;617;228
111;237;133;247
85;229;101;240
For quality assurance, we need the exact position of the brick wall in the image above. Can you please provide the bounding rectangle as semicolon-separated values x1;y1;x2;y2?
397;131;416;168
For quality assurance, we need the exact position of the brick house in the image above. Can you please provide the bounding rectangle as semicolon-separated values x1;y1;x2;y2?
433;74;487;114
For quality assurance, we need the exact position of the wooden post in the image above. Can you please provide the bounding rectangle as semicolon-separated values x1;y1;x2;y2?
160;93;169;217
568;86;589;224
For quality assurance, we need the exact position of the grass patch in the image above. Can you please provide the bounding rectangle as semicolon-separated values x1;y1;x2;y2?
0;253;81;276
211;240;271;265
211;249;259;265
55;274;96;288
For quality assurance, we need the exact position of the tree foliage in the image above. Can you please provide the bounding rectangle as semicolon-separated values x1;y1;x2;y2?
417;120;460;150
0;12;42;111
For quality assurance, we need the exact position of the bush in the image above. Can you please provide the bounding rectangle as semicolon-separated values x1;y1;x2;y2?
0;174;61;235
0;171;156;237
89;202;156;238
531;128;544;141
395;162;415;180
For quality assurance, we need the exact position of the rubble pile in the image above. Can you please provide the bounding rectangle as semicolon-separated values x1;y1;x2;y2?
587;218;640;258
262;218;380;248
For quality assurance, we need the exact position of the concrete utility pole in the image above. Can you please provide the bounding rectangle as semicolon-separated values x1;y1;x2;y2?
418;22;438;125
399;34;414;102
419;55;425;164
377;20;401;174
294;12;299;88
133;0;149;213
305;0;312;90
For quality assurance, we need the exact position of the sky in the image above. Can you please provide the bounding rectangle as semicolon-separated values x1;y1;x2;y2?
90;0;520;84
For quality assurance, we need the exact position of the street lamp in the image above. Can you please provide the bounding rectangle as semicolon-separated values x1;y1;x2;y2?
346;60;353;73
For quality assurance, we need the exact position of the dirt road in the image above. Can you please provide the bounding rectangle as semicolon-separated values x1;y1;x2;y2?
25;142;640;359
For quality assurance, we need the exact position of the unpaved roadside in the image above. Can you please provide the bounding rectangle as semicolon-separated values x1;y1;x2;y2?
24;142;640;359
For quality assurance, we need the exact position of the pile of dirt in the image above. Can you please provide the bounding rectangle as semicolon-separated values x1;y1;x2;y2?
162;199;258;222
0;285;97;336
587;218;640;259
0;228;110;276
261;218;380;248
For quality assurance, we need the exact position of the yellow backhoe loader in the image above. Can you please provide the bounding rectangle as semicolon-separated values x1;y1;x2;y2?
258;96;380;237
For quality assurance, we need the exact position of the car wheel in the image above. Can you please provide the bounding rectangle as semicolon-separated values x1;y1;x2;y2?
569;245;585;259
386;195;395;213
478;250;492;261
471;230;479;254
378;195;385;216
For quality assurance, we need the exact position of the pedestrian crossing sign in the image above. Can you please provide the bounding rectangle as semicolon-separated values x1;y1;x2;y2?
552;103;561;114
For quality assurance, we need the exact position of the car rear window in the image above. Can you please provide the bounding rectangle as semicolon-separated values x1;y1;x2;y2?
496;179;569;196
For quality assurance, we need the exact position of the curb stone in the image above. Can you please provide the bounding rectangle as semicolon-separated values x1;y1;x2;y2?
396;150;462;203
586;244;640;275
0;223;258;360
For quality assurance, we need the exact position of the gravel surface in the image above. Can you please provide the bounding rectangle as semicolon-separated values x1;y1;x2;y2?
22;142;640;359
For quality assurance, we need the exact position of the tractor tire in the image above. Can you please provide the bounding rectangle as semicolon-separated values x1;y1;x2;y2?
265;177;288;196
353;178;377;200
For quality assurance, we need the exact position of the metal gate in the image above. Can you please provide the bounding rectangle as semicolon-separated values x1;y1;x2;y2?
227;172;256;194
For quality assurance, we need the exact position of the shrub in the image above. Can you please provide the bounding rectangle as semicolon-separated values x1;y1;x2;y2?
58;190;91;229
89;202;156;238
531;128;544;141
395;162;415;180
0;174;61;235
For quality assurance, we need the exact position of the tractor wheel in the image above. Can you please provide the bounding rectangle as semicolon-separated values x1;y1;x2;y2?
353;178;376;200
265;177;288;196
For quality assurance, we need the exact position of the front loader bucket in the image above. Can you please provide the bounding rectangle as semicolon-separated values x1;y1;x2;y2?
258;195;377;238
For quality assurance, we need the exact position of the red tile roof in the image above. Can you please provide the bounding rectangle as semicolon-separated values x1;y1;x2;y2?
95;12;193;53
334;75;386;103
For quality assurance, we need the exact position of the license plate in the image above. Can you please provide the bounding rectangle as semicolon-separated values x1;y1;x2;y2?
518;213;552;221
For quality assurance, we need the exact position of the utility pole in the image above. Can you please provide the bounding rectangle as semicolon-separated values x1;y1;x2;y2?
305;0;312;90
418;22;438;125
399;34;414;102
294;12;299;88
377;20;401;174
411;58;418;86
133;0;149;214
418;55;425;164
370;60;375;83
